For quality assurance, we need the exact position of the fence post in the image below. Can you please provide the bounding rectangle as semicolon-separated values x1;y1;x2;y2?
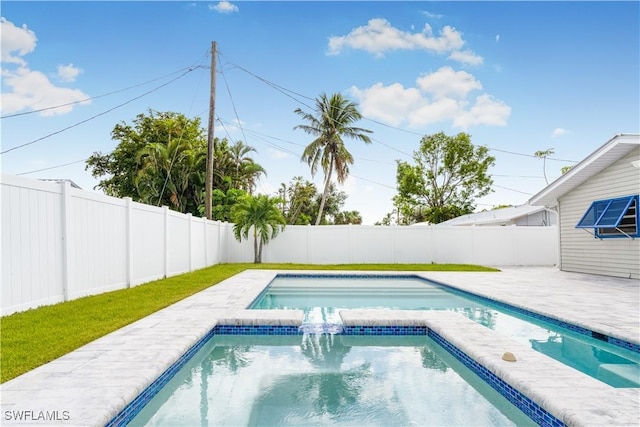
203;217;208;267
187;213;193;272
60;181;72;301
306;224;311;264
163;206;169;278
125;197;132;288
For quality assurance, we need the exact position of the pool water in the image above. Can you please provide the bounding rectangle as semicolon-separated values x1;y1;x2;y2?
250;276;640;388
129;334;535;426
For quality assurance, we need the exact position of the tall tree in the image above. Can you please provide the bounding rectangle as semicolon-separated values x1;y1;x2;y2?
534;148;555;184
86;110;205;201
86;110;265;216
333;210;363;225
294;93;372;225
213;139;266;194
135;119;205;213
395;132;495;224
231;194;286;263
277;176;318;225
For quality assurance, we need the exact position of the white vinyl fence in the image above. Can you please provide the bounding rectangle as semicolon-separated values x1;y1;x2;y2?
1;174;558;316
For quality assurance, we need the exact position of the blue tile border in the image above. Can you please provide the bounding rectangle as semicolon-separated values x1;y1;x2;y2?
275;273;419;279
213;324;302;335
429;279;640;354
107;322;563;427
265;273;639;354
105;327;217;427
428;329;566;427
343;325;427;335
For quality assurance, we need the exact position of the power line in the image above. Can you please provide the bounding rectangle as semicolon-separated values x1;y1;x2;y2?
218;55;580;164
1;66;205;119
16;158;88;175
492;184;534;196
218;52;249;151
1;68;197;155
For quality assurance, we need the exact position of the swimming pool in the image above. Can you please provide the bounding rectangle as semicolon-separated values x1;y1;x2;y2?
250;274;640;388
123;333;536;426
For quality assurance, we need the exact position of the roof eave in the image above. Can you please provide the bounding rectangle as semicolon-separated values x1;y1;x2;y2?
528;133;640;207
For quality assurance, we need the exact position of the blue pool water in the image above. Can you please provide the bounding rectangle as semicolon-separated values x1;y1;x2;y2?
250;275;640;388
128;334;535;426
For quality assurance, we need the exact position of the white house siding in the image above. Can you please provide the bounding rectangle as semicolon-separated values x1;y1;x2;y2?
558;148;640;279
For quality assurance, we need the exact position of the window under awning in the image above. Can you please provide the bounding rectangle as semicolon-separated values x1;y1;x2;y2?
576;195;636;229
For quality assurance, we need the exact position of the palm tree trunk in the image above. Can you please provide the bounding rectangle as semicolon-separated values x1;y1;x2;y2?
253;227;259;263
315;160;334;225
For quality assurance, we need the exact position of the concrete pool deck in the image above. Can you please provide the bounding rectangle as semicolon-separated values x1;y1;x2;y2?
1;267;638;426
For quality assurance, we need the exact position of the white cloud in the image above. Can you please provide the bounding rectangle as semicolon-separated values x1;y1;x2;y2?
408;97;461;127
1;18;89;116
327;18;466;57
416;66;482;99
453;94;511;129
209;1;238;14
551;128;571;138
56;63;82;82
448;49;483;66
1;67;90;116
421;11;443;20
349;83;423;126
0;17;37;65
350;67;510;130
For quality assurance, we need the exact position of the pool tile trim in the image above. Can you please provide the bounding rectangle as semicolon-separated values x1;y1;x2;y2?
106;318;566;427
2;268;638;427
267;272;640;353
428;329;564;427
104;327;217;427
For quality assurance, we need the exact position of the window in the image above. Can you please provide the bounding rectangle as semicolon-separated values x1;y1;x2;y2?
576;195;639;239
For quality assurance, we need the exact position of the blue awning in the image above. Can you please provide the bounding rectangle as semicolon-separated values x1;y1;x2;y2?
576;196;635;229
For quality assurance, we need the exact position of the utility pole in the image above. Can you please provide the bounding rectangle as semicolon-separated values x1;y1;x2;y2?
205;41;217;220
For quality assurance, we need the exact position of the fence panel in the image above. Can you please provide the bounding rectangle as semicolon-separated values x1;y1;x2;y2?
265;226;309;264
349;226;393;264
1;174;559;316
1;175;65;314
166;210;191;276
130;202;166;286
308;226;352;264
393;226;434;263
67;188;128;299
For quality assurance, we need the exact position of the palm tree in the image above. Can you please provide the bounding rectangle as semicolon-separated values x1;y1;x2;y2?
534;148;555;185
212;139;265;194
228;140;266;193
294;93;372;225
230;194;286;263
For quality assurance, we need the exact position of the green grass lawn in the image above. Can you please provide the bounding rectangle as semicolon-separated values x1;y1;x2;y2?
0;263;498;383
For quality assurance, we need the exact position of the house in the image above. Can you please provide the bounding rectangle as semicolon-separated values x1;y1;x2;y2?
432;204;557;227
528;133;640;279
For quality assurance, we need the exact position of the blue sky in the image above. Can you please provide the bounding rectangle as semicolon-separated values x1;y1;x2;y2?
2;1;639;224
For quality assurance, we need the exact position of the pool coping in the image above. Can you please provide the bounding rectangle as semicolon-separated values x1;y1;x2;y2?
1;268;638;426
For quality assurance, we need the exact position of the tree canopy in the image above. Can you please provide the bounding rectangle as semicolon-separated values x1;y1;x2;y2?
391;131;495;224
86;110;264;217
277;177;359;225
294;93;372;225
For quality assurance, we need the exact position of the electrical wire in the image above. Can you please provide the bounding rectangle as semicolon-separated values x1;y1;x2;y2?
16;158;88;175
1;68;197;155
1;66;205;119
219;54;580;164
